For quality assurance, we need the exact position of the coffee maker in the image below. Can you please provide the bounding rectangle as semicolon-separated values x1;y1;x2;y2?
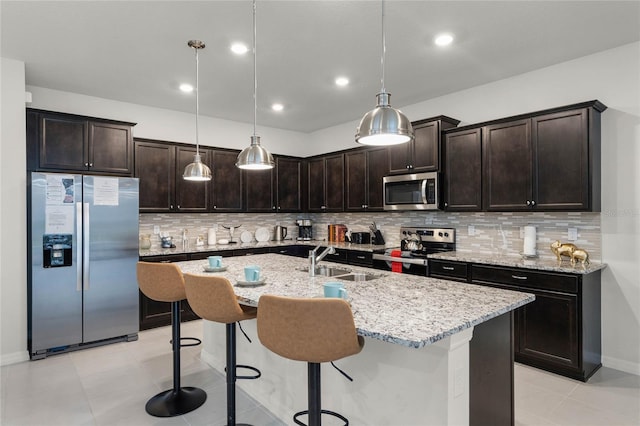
295;219;313;241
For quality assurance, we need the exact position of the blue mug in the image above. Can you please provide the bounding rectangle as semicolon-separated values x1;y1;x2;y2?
208;256;223;268
323;282;347;299
244;265;261;282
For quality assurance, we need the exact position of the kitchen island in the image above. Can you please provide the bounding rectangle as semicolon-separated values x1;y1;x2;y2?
177;254;534;425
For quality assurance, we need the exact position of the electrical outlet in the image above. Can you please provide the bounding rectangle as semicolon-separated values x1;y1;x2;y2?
568;227;578;241
153;225;160;235
468;225;475;236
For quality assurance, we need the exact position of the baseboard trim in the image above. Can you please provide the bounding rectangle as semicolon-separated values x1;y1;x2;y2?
602;355;640;376
0;350;30;366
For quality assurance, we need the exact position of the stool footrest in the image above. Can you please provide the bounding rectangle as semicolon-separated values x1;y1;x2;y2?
235;364;261;380
293;409;349;426
169;337;202;347
145;386;207;417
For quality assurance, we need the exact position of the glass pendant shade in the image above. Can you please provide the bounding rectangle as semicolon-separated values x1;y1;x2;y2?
356;92;414;146
183;153;212;181
236;135;274;170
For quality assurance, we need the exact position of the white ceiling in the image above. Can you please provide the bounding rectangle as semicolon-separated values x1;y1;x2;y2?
2;1;639;133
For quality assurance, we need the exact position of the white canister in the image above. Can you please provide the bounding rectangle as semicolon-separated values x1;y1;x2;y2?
207;228;217;245
523;225;537;256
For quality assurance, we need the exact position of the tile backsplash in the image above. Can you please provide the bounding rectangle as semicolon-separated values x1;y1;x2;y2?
139;211;601;261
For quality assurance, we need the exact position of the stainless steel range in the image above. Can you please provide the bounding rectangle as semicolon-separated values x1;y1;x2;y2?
372;227;456;276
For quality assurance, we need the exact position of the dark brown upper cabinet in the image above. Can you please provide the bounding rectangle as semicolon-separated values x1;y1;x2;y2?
134;139;209;213
482;101;605;211
27;109;135;176
345;147;389;211
443;128;483;211
275;156;305;212
388;116;459;174
211;149;244;212
245;167;275;212
308;153;344;212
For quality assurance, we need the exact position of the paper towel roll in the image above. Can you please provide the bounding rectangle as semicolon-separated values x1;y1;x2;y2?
207;228;217;245
523;225;537;256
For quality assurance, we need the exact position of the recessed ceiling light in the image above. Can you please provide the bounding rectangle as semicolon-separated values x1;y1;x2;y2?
272;103;284;112
230;43;249;55
179;83;194;93
434;33;454;47
335;77;349;87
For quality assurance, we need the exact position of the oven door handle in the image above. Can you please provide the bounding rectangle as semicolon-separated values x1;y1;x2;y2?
372;254;428;266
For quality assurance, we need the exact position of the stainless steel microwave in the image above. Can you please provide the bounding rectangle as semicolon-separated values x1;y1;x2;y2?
383;172;440;211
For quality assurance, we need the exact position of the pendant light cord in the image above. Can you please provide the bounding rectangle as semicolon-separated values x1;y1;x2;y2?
195;46;201;156
253;0;258;138
380;0;386;93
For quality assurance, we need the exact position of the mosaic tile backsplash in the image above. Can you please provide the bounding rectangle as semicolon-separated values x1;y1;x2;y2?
139;211;601;261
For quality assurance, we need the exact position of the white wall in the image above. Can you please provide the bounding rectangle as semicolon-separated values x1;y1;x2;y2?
25;86;310;157
2;42;639;373
309;41;640;374
0;58;29;364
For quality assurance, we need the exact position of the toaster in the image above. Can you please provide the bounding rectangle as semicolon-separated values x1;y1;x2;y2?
350;232;371;244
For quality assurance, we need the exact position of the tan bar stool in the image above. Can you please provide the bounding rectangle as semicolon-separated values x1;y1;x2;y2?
257;295;365;426
136;262;207;417
183;274;261;426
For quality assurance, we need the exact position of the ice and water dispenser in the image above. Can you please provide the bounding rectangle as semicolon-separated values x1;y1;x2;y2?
42;234;72;268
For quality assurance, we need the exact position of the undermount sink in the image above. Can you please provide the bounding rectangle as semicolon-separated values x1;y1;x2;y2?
300;265;352;277
339;272;382;282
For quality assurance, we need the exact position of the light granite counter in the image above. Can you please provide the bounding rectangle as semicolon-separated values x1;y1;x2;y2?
428;251;606;274
177;253;534;349
140;239;387;257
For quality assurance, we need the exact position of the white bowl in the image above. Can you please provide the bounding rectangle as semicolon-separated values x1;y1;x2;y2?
218;239;230;245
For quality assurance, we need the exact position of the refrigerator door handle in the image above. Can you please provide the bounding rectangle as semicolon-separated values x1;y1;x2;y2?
76;202;83;292
83;202;90;291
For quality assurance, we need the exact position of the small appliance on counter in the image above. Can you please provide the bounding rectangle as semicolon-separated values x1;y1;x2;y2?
295;219;313;241
350;232;371;244
372;227;456;276
328;224;348;242
273;225;288;241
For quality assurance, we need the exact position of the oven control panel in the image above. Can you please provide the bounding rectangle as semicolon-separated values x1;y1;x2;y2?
400;227;455;244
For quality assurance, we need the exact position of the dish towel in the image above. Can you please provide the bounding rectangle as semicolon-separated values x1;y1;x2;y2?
391;250;403;273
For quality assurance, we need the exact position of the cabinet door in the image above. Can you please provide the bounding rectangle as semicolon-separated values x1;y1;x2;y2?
276;157;303;212
245;168;275;212
175;146;210;212
411;121;440;172
533;109;589;210
388;142;412;174
444;128;482;211
324;154;345;211
366;147;389;210
345;151;367;211
211;150;243;211
307;158;326;211
483;119;532;210
134;141;175;212
516;291;579;372
89;121;133;175
39;114;88;171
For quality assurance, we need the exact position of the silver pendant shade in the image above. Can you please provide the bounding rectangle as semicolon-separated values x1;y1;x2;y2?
356;0;414;146
183;40;212;181
236;0;275;170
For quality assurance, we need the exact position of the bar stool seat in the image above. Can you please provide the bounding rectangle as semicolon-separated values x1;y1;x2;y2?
184;274;261;426
137;262;207;417
257;295;365;426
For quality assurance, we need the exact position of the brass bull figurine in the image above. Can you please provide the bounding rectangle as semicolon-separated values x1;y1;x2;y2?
550;240;590;267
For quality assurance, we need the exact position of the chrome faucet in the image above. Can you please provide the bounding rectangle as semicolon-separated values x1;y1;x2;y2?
308;245;336;277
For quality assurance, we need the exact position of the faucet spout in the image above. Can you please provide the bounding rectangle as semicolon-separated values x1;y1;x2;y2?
308;245;336;277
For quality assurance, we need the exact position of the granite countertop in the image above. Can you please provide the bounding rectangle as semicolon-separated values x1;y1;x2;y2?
140;239;388;257
176;253;534;349
428;251;606;275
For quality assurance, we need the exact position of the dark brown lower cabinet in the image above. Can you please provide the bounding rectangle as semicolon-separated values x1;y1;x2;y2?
471;264;601;381
138;254;200;330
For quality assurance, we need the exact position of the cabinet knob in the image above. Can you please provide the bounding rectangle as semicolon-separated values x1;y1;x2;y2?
84;162;89;167
272;206;276;210
213;205;217;209
177;205;181;209
406;165;411;169
531;200;536;206
526;200;531;206
444;202;448;207
278;206;281;210
321;205;326;210
89;163;93;167
170;204;174;209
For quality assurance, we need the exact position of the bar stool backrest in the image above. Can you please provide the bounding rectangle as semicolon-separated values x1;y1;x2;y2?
183;274;255;324
257;295;364;363
137;261;186;303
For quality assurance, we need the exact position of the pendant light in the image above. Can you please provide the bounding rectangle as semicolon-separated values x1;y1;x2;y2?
236;0;275;170
183;40;212;181
355;0;414;146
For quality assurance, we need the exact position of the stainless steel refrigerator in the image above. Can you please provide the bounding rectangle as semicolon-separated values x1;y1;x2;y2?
28;172;139;359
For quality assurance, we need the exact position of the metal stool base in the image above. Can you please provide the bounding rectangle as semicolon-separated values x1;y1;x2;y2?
145;387;207;417
293;409;349;426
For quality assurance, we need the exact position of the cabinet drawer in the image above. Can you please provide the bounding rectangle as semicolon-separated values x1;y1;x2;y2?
472;265;578;294
347;251;373;267
429;260;468;281
324;248;348;263
188;251;232;261
139;254;189;263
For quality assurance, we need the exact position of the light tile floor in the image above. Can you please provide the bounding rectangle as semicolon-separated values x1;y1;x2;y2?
1;320;638;426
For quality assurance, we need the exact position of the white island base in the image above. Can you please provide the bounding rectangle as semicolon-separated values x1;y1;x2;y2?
201;320;475;426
